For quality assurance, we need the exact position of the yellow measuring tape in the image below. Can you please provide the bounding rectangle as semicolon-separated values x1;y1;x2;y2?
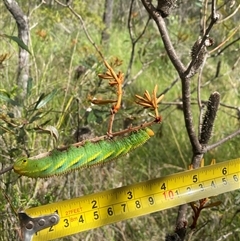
25;158;240;241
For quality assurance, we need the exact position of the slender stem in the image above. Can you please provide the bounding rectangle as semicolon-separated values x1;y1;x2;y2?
55;0;105;60
207;129;240;151
125;0;150;82
209;27;240;55
107;109;115;135
0;165;13;175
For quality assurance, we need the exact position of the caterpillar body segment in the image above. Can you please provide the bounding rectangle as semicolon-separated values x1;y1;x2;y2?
13;128;154;178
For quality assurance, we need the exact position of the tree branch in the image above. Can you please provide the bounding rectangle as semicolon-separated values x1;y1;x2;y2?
207;129;240;151
3;0;30;99
0;165;13;175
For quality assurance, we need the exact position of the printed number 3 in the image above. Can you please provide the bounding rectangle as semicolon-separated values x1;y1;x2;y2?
127;191;133;199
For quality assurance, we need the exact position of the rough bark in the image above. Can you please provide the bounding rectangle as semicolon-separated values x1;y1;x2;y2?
4;0;30;99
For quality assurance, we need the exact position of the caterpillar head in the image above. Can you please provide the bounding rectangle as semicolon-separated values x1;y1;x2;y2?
13;157;29;174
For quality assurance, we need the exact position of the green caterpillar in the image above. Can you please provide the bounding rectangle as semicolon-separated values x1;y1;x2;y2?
13;128;154;178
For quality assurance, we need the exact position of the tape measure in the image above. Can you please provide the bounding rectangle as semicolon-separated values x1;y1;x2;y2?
25;158;240;241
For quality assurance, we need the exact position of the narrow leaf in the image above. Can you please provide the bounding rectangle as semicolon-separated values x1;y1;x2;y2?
27;77;33;96
35;90;58;109
4;34;32;54
0;94;17;106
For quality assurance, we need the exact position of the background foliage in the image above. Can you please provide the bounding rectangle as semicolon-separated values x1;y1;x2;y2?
0;0;239;240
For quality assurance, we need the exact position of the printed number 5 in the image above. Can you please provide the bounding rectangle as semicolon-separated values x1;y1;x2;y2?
192;175;198;183
93;211;99;220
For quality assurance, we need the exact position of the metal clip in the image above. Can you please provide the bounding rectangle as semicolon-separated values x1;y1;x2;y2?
18;211;59;241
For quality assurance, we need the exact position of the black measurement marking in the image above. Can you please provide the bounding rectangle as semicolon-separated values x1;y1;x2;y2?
79;215;84;223
222;167;227;175
135;200;141;209
192;174;198;183
93;211;99;220
107;207;114;216
161;182;166;190
64;219;69;228
127;191;133;200
148;196;154;205
121;203;126;212
49;226;54;232
92;200;97;209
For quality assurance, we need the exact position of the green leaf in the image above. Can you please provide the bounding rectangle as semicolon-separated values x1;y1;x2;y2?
34;90;58;110
27;77;33;96
0;93;17;106
29;109;53;123
4;34;32;54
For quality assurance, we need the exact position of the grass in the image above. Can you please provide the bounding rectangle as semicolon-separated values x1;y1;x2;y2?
0;1;240;240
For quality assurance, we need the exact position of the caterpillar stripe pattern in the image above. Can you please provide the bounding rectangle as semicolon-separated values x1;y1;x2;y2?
13;128;154;178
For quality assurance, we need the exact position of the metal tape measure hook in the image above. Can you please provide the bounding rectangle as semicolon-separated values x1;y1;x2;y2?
18;211;59;241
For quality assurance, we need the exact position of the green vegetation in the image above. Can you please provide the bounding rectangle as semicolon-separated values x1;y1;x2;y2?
0;1;239;240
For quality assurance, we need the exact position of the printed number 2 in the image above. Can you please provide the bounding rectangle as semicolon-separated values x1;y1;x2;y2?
92;200;98;209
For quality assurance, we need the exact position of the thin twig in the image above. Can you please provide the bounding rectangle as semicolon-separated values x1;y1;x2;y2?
217;4;240;24
54;0;105;60
124;59;154;87
197;55;208;138
107;110;115;135
23;119;159;160
0;165;13;175
125;0;151;81
210;34;240;56
207;129;240;151
209;26;240;54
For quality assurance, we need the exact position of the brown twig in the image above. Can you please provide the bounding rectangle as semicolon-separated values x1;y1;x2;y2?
54;0;105;61
209;26;240;55
0;165;13;175
125;0;151;82
207;129;240;151
216;4;240;23
22;118;160;161
210;35;240;56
